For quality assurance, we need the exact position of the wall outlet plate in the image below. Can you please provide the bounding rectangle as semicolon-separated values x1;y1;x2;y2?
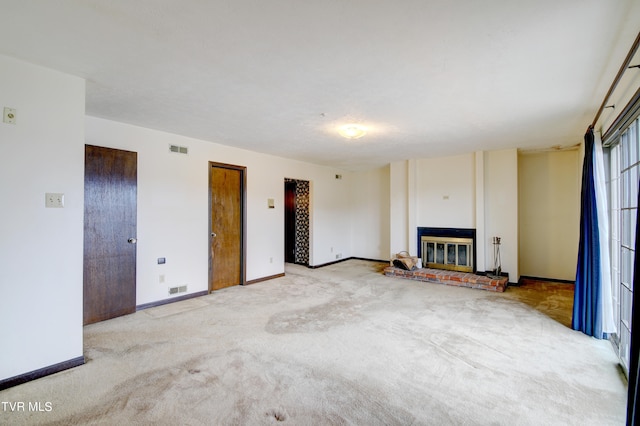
3;107;16;124
45;192;64;208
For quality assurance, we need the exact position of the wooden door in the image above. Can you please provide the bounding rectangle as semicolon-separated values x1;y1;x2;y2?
210;162;246;291
284;180;296;263
83;145;137;325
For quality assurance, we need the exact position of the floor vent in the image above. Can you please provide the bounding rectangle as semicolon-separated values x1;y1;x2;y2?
169;144;189;155
169;285;188;295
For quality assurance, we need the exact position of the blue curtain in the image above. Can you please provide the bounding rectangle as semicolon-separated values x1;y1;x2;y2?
572;126;604;338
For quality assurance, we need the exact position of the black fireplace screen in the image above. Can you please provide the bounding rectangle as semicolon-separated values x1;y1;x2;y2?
417;227;476;273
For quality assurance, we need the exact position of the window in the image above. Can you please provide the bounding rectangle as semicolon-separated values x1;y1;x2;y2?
608;116;640;374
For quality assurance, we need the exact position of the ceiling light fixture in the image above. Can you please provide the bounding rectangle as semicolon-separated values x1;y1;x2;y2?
339;123;367;139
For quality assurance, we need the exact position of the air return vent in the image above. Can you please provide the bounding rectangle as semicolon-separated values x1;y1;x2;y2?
168;285;188;295
169;144;189;155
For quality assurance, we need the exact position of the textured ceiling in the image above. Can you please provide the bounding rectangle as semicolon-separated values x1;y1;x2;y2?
0;1;639;170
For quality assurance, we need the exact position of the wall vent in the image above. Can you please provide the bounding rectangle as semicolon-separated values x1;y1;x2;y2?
168;285;188;295
169;144;189;155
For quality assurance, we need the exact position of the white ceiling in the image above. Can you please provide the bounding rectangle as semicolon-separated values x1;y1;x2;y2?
0;1;639;170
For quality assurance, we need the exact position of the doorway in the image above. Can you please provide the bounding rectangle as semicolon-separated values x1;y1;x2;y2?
209;162;246;291
284;178;310;265
83;145;137;325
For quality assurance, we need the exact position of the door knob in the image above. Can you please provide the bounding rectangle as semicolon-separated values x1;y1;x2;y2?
211;232;217;238
127;238;137;244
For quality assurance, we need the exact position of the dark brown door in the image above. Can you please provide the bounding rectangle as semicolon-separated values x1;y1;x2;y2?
83;145;137;325
285;181;296;263
210;162;246;291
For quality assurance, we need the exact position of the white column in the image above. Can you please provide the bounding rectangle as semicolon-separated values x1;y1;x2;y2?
475;151;486;272
407;159;418;256
389;161;409;257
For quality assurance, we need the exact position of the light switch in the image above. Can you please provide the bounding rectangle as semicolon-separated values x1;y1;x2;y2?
45;193;64;208
268;198;275;209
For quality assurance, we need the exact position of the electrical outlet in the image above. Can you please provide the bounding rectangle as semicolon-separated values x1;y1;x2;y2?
45;193;64;208
159;274;165;284
3;107;16;124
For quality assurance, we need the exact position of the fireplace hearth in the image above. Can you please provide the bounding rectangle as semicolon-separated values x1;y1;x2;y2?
417;227;476;273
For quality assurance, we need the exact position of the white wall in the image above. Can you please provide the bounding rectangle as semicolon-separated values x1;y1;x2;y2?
350;166;390;260
484;149;519;281
416;153;476;228
85;117;354;304
309;170;352;265
518;150;580;280
0;55;85;380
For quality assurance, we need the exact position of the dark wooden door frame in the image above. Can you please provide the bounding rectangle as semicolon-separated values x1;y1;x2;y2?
284;180;296;263
208;161;247;291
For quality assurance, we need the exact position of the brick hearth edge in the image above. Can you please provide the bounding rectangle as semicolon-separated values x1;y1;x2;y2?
384;266;508;292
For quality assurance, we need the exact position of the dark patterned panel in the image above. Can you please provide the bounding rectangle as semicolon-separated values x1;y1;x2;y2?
294;180;310;265
285;178;310;265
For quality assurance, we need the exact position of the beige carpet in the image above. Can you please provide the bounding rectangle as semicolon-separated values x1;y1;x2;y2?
0;260;627;425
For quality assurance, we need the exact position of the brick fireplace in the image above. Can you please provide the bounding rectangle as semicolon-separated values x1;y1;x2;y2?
417;227;476;274
384;227;506;292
